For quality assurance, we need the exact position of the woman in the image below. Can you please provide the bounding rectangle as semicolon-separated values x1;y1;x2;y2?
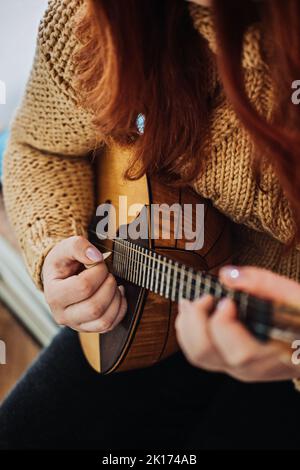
1;0;300;449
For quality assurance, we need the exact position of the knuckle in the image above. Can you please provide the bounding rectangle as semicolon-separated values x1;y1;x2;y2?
79;278;94;298
51;259;61;272
98;318;113;332
227;350;253;369
71;235;86;252
52;258;69;276
106;273;117;290
88;300;103;319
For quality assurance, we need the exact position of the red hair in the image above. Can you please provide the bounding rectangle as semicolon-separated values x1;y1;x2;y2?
75;0;300;241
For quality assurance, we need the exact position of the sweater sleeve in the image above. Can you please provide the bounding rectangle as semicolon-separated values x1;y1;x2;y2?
3;0;99;289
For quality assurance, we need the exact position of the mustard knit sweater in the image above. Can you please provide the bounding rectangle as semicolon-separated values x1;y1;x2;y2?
3;0;300;290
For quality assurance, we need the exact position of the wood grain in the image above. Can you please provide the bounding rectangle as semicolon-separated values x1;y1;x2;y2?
0;302;39;401
80;143;232;373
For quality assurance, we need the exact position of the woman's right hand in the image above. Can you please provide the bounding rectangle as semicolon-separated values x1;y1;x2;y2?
42;236;127;332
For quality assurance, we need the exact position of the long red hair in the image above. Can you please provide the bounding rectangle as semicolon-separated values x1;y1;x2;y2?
75;0;300;242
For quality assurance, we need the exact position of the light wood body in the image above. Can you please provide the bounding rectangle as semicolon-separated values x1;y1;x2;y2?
80;143;232;373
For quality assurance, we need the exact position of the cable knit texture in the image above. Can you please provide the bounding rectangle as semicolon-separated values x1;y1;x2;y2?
3;0;300;293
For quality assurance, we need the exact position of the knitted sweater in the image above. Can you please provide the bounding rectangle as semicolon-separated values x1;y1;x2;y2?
3;0;300;290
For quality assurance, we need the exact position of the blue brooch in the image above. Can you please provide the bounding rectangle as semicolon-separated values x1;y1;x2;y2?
136;113;145;135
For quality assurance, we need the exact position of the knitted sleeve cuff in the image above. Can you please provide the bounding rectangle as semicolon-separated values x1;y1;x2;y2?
22;218;88;290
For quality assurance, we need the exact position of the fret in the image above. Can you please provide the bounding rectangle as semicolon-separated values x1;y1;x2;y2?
135;245;140;284
145;253;151;289
184;269;189;299
131;243;135;283
137;246;143;287
171;262;179;301
203;276;211;295
123;241;127;279
114;246;120;275
160;256;167;297
226;288;235;300
118;241;121;275
133;245;139;285
186;268;193;300
190;275;196;300
149;253;156;291
118;241;124;277
125;242;130;282
116;242;120;276
214;280;223;299
178;265;185;300
154;254;161;294
165;259;172;299
141;247;147;288
194;273;201;299
113;248;117;273
124;242;129;280
128;242;134;283
118;248;122;275
138;246;143;285
133;243;138;283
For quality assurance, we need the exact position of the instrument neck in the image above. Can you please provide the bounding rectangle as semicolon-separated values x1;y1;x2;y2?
113;238;221;301
112;238;273;340
87;235;300;344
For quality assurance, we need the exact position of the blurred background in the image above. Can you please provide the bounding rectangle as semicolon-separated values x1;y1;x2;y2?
0;0;58;402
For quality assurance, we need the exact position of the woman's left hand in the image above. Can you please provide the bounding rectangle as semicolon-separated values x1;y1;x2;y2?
175;266;300;382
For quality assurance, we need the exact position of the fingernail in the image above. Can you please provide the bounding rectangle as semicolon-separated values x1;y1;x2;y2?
86;247;103;262
118;285;125;296
220;266;240;282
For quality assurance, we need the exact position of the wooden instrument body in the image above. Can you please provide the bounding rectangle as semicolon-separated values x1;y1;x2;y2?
80;144;232;373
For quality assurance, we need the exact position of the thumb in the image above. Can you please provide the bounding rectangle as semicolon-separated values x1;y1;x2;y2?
63;236;103;266
44;236;103;280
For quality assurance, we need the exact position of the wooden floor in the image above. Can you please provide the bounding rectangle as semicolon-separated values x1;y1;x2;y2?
0;302;39;401
0;193;40;401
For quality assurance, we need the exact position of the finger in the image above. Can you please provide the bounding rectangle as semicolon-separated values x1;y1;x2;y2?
176;296;214;348
219;265;300;305
45;236;103;280
64;273;118;325
176;296;225;370
65;286;126;332
105;292;128;332
46;263;109;309
80;287;123;332
232;352;300;383
209;298;275;369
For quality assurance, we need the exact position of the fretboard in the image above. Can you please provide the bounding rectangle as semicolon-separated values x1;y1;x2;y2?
112;238;229;302
111;238;274;340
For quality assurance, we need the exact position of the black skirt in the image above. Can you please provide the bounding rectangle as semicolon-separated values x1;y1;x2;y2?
0;328;299;450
